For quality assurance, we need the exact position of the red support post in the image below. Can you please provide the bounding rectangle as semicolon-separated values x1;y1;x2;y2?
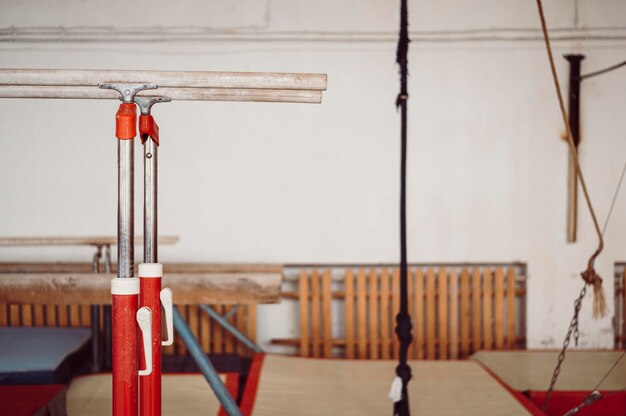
112;100;139;416
139;263;163;416
112;278;140;416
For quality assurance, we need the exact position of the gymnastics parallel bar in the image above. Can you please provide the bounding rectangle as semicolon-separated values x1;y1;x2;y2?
0;272;281;305
0;68;327;90
0;235;179;246
0;68;327;103
0;85;322;103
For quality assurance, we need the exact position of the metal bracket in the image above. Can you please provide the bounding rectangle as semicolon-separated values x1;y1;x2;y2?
99;82;157;103
134;96;171;115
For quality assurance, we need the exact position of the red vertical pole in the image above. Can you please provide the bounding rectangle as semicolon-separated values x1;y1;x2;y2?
140;263;162;416
112;278;140;416
113;101;138;416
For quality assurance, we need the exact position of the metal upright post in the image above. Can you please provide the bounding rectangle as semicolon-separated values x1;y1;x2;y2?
103;244;112;370
91;244;103;372
135;96;173;416
101;82;156;416
564;54;584;243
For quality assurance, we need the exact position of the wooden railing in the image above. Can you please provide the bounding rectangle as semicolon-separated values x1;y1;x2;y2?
273;264;526;359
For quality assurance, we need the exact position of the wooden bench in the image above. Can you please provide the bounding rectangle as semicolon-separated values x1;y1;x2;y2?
273;264;526;359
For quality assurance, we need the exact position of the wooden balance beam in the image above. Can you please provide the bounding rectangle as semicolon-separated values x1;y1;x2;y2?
0;272;281;305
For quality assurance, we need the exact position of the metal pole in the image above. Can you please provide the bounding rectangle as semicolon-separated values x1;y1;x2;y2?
136;96;169;416
91;245;103;372
118;139;134;279
564;54;584;243
103;244;112;370
144;138;157;262
102;82;156;416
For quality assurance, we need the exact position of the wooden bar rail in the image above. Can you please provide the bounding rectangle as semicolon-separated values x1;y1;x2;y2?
273;264;526;359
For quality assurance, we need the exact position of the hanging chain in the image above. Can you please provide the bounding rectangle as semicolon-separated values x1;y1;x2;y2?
542;283;587;412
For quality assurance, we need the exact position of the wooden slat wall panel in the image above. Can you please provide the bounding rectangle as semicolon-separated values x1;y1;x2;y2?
311;270;321;358
344;269;355;359
223;306;234;354
392;269;400;358
322;270;333;358
438;268;448;360
0;305;7;326
46;305;57;326
356;269;367;359
247;304;256;347
266;266;524;360
201;304;211;354
494;268;505;350
414;269;424;359
449;269;459;359
58;305;69;327
380;269;390;359
471;268;482;353
79;305;89;327
70;305;80;327
425;269;436;359
33;305;44;326
210;306;222;355
483;269;493;351
506;268;517;349
299;271;310;357
368;269;379;359
188;306;200;352
234;306;243;355
460;268;471;358
9;305;20;326
22;305;33;326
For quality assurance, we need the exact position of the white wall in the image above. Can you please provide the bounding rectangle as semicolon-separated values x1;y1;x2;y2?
0;0;625;351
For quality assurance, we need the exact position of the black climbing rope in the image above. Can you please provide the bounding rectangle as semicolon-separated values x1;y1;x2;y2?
393;1;412;415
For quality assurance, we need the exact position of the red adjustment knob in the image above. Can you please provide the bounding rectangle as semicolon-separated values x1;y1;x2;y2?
139;115;159;146
116;103;137;140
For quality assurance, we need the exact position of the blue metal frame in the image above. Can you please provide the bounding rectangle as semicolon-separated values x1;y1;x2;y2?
173;307;242;416
199;305;263;354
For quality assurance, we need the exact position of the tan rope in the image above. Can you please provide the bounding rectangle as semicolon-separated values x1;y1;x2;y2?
536;0;606;318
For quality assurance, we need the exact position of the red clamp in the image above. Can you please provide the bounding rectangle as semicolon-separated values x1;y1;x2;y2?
116;103;137;140
139;115;159;146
